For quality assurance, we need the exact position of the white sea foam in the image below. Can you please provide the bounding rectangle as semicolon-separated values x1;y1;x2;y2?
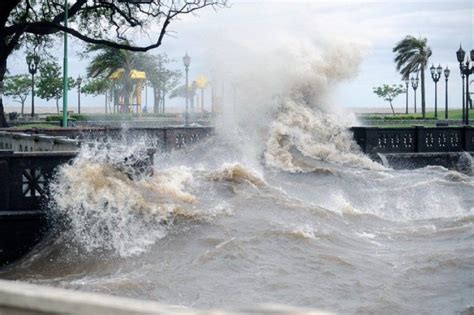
208;34;382;172
49;143;201;257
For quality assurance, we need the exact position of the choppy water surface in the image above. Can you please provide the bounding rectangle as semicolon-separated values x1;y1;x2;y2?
2;132;473;314
2;41;473;314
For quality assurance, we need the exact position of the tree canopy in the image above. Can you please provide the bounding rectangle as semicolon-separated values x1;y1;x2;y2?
393;35;431;118
4;74;30;114
81;77;111;96
0;0;227;126
83;44;181;113
36;60;75;113
373;84;405;115
145;53;181;113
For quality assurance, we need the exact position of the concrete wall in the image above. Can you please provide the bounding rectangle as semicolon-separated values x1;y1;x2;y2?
351;126;474;154
0;127;214;152
0;280;331;315
0;131;80;152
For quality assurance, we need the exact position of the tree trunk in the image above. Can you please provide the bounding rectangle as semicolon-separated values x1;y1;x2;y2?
162;88;166;114
420;66;426;118
153;87;160;114
0;53;9;128
123;79;131;113
21;100;25;115
56;98;59;114
389;100;395;115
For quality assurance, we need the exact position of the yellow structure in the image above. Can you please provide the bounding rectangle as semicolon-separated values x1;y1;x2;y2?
195;75;209;89
109;68;147;114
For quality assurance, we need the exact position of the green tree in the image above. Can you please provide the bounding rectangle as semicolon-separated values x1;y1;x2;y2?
36;61;75;113
373;84;405;115
146;54;181;114
84;44;146;111
393;35;432;118
4;74;30;115
81;77;110;96
0;0;226;127
81;77;112;113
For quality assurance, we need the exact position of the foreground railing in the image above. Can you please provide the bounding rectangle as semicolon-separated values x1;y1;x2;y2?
0;279;331;315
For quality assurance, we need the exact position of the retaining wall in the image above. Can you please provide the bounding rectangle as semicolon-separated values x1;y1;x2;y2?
1;126;214;151
0;131;80;152
351;126;474;155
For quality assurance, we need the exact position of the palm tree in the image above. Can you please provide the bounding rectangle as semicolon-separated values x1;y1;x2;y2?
84;44;146;111
393;36;432;118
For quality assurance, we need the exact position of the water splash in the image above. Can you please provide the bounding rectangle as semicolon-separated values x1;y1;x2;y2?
264;98;384;172
49;143;199;257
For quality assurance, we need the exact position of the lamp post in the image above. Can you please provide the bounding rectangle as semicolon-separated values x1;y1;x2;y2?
26;54;40;118
456;45;474;125
62;0;69;127
77;76;82;114
411;75;419;113
444;66;450;119
462;74;465;123
430;64;442;119
404;78;409;114
183;53;191;126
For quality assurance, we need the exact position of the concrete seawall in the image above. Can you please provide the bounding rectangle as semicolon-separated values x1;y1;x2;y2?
0;280;331;315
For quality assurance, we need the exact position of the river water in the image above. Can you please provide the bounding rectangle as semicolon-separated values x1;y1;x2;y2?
1;40;473;314
1;111;473;314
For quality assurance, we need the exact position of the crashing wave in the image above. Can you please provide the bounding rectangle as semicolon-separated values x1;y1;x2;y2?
264;98;384;172
207;162;266;187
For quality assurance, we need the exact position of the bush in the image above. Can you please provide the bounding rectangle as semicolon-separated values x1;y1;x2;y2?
46;114;133;122
46;115;62;122
380;115;437;120
358;115;383;120
382;115;414;120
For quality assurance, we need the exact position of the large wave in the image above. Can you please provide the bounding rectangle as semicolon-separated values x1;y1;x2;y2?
264;97;384;172
209;36;379;171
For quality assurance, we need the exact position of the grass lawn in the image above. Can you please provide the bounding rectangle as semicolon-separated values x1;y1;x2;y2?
358;108;474;128
386;109;474;120
11;123;60;129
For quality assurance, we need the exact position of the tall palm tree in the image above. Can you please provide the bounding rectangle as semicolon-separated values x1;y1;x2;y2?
393;36;432;118
85;44;146;111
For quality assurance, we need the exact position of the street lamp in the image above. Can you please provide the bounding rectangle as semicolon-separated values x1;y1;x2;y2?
404;78;409;114
26;53;40;118
411;75;419;113
444;66;450;119
183;52;191;126
77;76;83;114
430;64;442;119
456;45;474;125
63;0;69;127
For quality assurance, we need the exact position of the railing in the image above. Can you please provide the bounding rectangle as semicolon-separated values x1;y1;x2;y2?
351;126;474;155
1;126;214;152
0;151;78;265
0;131;80;152
0;127;211;266
0;279;328;315
0;151;77;212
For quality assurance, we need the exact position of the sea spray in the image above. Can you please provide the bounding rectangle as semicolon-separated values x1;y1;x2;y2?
207;162;266;187
48;142;271;257
208;35;380;171
264;98;384;172
49;143;199;257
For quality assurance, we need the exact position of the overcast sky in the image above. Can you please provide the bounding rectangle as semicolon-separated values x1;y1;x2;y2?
5;0;474;112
